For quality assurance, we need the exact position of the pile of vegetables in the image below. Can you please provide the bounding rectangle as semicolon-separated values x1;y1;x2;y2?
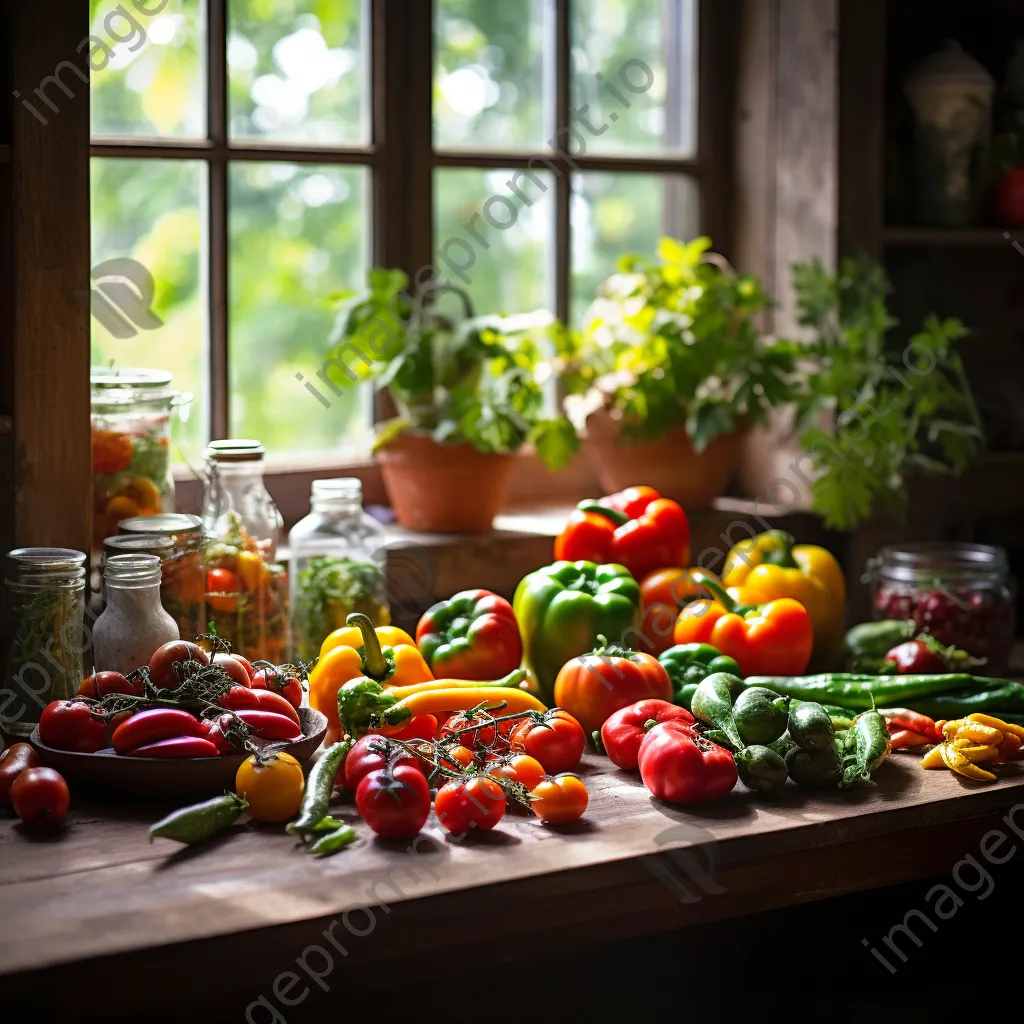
0;742;70;828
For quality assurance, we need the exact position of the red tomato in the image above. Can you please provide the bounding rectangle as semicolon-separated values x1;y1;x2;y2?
531;774;588;824
38;700;107;753
253;665;303;708
386;713;438;742
0;743;41;802
344;734;424;791
233;655;256;682
509;709;586;774
355;765;431;839
197;715;237;754
601;699;695;771
207;568;242;612
435;776;506;835
440;744;475;771
212;653;251;688
11;767;70;826
488;753;545;792
78;671;142;699
148;640;210;690
439;709;500;750
638;720;737;805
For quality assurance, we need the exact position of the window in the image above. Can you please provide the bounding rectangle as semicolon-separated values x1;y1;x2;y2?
89;0;710;475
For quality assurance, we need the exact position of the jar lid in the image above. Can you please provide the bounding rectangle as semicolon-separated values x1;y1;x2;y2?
118;513;203;537
207;439;265;463
91;367;176;406
869;542;1009;583
6;547;87;583
311;477;362;501
103;534;175;559
103;552;162;586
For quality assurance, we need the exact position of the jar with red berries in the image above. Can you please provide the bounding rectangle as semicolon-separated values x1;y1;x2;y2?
865;543;1016;672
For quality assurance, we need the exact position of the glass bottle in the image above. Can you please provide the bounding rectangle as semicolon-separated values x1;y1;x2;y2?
92;554;180;677
90;367;193;554
201;440;288;663
3;548;88;737
288;478;390;663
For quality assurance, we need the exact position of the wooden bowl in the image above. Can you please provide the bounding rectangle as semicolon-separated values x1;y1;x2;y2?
29;707;327;801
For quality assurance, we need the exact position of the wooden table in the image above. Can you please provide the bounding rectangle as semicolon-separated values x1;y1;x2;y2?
2;752;1022;1020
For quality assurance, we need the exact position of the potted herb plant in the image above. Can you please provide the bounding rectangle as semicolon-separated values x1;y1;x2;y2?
323;269;577;532
558;237;796;507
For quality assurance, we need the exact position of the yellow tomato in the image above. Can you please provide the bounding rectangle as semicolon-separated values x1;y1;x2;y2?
105;495;140;521
124;476;161;512
235;752;305;823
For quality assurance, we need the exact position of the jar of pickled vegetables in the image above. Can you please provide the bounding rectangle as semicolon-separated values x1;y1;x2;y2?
90;368;193;554
117;514;207;642
865;542;1017;672
288;478;390;663
2;548;87;737
201;440;288;663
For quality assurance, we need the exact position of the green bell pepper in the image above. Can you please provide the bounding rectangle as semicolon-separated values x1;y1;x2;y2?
513;560;641;703
658;643;743;710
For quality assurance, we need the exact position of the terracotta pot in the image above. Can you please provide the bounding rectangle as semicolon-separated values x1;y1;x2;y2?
375;432;514;532
583;410;745;509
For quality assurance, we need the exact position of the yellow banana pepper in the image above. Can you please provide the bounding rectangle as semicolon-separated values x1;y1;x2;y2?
723;530;846;671
939;741;997;782
310;613;433;745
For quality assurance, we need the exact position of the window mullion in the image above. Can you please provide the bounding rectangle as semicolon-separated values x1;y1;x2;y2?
554;0;571;325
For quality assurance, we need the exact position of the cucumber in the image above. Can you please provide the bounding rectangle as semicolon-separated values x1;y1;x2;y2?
690;673;744;751
788;701;835;753
736;745;788;794
785;743;841;789
733;686;789;746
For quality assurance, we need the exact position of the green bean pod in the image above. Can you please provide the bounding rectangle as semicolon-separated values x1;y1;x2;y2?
149;792;248;845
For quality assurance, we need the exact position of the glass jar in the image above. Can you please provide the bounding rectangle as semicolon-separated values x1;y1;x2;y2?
90;367;193;554
288;478;390;663
2;548;87;737
201;440;288;663
865;543;1016;672
92;554;180;677
118;513;207;642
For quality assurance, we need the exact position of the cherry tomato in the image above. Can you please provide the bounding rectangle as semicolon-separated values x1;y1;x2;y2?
148;640;210;690
488;753;545;792
207;568;243;612
509;709;586;774
435;776;506;835
531;774;588;824
212;653;251;689
235;752;305;823
439;744;475;771
38;700;107;753
0;743;41;802
78;671;141;699
386;713;438;742
344;734;424;791
440;709;507;750
356;765;431;839
11;767;70;827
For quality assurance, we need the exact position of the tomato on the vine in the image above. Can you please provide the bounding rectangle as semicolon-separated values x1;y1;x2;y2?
344;734;424;791
78;671;141;699
253;665;303;709
530;774;588;824
435;776;506;835
212;653;250;688
439;710;501;750
356;765;431;839
11;767;70;827
148;640;209;690
509;709;586;774
439;744;475;771
488;753;545;792
38;700;107;753
233;655;256;682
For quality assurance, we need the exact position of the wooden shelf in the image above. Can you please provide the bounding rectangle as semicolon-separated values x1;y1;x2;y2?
883;226;1018;247
0;144;9;164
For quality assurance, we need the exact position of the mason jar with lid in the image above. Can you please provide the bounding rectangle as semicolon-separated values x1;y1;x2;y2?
201;440;288;663
288;478;390;663
118;513;206;641
90;367;193;553
2;548;87;737
865;542;1016;672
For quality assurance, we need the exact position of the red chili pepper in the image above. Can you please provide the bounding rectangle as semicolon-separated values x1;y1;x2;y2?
554;486;691;582
601;699;695;771
889;729;932;750
228;709;303;742
127;736;221;758
878;707;940;742
637;720;737;804
218;685;301;727
111;708;204;755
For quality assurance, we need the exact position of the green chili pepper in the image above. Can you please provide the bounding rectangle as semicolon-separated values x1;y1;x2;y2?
908;683;1024;720
149;792;248;845
839;709;892;788
309;824;358;856
288;739;351;834
659;643;743;710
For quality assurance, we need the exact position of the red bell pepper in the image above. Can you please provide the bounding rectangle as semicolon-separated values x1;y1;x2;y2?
601;699;695;770
415;589;522;680
554;486;691;582
638;720;737;804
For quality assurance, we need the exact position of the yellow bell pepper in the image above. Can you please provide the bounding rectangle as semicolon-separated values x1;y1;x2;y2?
722;530;846;671
310;613;433;745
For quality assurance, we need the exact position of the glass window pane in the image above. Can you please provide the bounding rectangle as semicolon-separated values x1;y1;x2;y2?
229;162;371;459
434;166;555;315
434;0;551;150
90;158;207;461
571;0;697;157
571;172;699;324
229;0;368;146
89;0;205;139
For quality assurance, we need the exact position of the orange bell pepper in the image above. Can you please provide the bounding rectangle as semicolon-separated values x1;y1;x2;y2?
672;579;813;676
638;566;720;655
310;613;432;745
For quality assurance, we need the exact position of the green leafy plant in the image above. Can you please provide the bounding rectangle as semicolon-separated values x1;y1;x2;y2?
323;269;577;470
789;256;984;530
559;236;797;451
